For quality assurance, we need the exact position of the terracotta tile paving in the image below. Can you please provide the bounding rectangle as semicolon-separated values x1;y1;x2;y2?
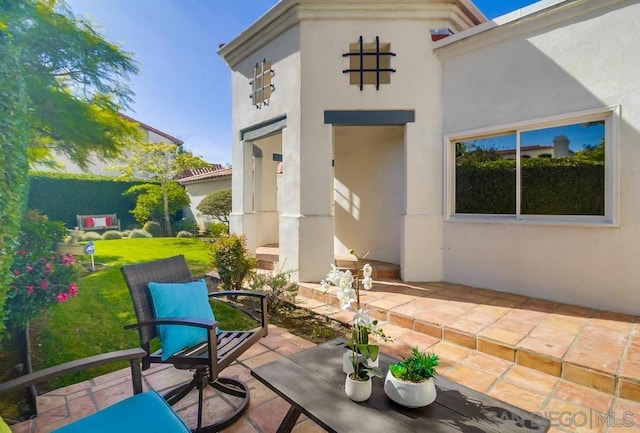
543;314;588;333
564;349;621;375
573;336;626;358
393;330;440;351
582;325;630;345
462;351;513;376
621;361;640;381
488;297;526;308
553;381;614;413
444;365;498;393
7;278;640;433
487;381;547;413
478;324;526;346
447;317;491;335
503;365;559;396
531;326;578;346
517;335;571;360
516;350;562;377
542;399;604;433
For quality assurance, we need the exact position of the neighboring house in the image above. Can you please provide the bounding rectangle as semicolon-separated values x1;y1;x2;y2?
178;166;232;231
218;0;639;315
469;135;574;159
33;113;184;176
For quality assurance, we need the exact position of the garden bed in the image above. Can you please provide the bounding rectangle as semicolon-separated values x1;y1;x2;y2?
269;303;348;344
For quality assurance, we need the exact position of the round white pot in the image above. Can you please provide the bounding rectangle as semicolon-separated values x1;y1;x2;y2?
383;371;437;408
344;374;372;402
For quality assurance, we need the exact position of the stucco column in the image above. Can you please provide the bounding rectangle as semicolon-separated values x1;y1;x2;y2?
229;139;257;251
401;121;443;281
279;120;334;281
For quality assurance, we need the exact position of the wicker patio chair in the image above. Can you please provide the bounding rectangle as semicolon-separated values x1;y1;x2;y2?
121;255;268;433
0;348;192;433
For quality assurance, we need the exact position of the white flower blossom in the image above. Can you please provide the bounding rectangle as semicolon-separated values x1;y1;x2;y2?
362;263;372;279
337;286;355;310
339;270;354;290
320;279;331;292
362;276;373;291
326;264;342;286
353;308;372;327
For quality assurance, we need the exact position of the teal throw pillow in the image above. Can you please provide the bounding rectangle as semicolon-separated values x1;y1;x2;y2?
148;279;216;361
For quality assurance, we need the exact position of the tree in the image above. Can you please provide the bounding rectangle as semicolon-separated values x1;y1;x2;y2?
197;188;232;228
124;182;190;230
111;142;209;236
0;0;139;337
6;0;142;169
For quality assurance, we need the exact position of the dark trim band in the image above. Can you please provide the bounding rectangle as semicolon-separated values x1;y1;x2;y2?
241;115;287;141
324;110;414;125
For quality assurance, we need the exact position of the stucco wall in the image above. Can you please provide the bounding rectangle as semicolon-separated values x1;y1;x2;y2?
228;25;301;138
35;126;178;176
438;1;640;314
298;15;449;279
224;4;464;280
183;176;232;231
333;125;404;264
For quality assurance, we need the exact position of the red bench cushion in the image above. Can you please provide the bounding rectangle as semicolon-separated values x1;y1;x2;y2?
84;217;94;228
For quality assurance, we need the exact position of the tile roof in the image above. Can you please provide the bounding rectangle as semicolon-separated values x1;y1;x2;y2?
119;113;184;145
178;166;232;184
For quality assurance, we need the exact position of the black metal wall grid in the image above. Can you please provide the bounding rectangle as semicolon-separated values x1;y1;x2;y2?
250;59;275;108
342;36;396;90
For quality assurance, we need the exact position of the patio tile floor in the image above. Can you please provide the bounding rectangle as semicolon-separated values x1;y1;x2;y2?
297;279;640;404
7;277;640;433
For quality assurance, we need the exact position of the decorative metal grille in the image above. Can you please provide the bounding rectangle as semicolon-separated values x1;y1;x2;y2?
343;36;396;90
250;59;274;108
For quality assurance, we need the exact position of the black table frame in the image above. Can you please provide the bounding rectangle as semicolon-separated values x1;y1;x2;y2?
251;338;550;433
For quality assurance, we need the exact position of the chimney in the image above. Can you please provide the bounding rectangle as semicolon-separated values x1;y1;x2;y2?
553;135;570;157
430;28;454;42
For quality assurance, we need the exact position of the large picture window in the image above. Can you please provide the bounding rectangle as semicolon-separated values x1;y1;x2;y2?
448;108;618;224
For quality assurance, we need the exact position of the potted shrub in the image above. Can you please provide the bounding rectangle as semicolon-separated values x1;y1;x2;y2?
384;347;439;408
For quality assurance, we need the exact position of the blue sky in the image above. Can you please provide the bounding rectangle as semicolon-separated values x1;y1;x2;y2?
64;0;540;165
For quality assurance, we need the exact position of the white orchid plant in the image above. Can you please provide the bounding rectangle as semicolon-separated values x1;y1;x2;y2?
321;257;389;381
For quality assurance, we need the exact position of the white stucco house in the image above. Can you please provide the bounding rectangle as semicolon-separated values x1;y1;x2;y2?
218;0;639;315
178;165;232;231
34;114;184;176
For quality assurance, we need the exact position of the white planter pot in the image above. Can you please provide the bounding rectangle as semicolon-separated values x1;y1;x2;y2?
344;374;372;402
383;371;437;408
342;349;379;375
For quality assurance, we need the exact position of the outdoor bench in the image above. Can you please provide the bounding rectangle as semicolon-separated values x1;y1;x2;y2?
77;214;121;231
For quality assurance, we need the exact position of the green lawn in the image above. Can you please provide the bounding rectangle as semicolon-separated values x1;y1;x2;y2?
30;237;258;387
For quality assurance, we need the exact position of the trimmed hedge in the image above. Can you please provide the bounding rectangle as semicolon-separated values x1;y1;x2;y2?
456;158;604;215
0;22;29;337
27;171;152;229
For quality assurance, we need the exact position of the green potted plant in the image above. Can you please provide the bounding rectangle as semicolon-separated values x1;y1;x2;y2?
384;347;439;408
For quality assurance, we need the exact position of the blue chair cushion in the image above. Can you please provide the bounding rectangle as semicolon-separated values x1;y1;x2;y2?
53;391;190;433
148;279;217;361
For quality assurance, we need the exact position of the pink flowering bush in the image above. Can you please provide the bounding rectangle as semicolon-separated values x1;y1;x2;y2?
4;211;79;330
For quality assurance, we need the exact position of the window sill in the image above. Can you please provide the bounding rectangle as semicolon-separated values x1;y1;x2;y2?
445;214;618;228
